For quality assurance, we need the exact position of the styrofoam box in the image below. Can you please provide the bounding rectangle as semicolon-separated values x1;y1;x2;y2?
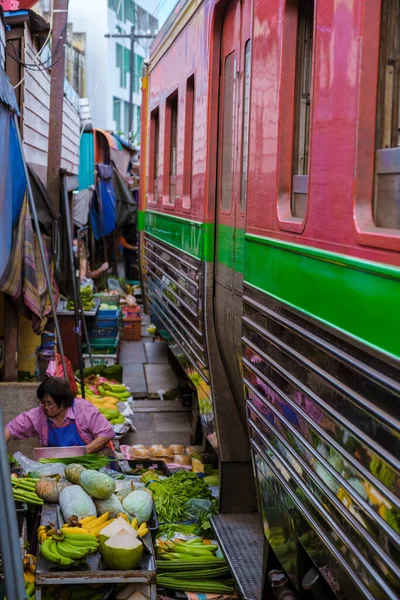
83;353;118;367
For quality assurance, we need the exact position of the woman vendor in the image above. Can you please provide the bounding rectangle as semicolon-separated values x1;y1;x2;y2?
4;377;114;454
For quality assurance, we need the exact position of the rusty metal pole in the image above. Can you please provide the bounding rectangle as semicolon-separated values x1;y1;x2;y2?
47;0;69;213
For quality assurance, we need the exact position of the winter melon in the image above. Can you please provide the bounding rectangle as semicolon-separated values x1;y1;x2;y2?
94;494;122;518
59;485;96;520
65;463;86;484
80;469;116;499
122;490;153;525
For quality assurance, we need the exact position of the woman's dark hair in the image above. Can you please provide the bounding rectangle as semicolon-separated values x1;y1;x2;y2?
37;377;74;409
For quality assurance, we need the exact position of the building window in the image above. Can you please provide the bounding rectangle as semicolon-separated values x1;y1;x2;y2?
220;51;236;212
124;0;136;24
165;92;178;205
124;101;131;138
109;0;123;20
136;105;141;141
291;0;314;219
374;0;400;230
116;44;127;88
240;41;251;211
183;75;195;209
113;97;121;133
134;54;143;93
149;108;159;202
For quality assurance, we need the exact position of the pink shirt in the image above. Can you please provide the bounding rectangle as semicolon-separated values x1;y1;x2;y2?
6;398;115;446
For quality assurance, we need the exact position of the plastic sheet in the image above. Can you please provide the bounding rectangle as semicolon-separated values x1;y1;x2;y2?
13;452;66;476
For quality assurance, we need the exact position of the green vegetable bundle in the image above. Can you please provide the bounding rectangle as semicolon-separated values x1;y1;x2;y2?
12;477;43;506
39;454;111;470
142;471;212;523
156;542;234;593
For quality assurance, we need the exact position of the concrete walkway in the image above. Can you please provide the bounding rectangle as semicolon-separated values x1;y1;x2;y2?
121;314;193;447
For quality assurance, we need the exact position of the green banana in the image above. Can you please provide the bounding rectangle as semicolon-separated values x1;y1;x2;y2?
105;384;127;392
50;541;74;566
40;539;60;564
63;533;98;543
57;541;89;560
63;537;99;550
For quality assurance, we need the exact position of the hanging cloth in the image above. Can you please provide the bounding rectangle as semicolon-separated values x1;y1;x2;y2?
90;164;117;240
113;164;137;229
0;196;59;335
73;189;91;227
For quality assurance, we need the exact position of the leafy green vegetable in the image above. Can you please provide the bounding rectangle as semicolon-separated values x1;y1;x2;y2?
39;454;111;470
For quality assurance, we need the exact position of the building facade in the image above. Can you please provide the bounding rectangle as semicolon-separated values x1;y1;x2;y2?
68;0;158;145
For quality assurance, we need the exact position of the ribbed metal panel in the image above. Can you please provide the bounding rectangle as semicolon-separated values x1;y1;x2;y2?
144;234;209;383
242;285;400;600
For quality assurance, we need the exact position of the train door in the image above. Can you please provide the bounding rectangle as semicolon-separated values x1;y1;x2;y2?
214;0;251;424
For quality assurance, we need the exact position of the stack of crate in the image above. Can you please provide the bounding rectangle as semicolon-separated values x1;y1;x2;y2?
121;305;142;341
83;306;121;366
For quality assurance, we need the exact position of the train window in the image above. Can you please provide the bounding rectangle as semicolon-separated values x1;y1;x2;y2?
220;51;236;212
149;107;159;203
166;92;178;205
291;0;314;219
240;41;251;211
374;0;400;229
183;75;195;210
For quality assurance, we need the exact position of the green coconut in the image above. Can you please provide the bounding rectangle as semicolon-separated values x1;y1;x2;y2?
99;516;138;547
100;530;143;570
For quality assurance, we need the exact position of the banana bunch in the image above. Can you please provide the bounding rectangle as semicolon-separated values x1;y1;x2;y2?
25;580;35;600
117;512;149;537
23;553;36;585
39;528;99;568
76;512;114;537
37;523;56;544
98;383;130;401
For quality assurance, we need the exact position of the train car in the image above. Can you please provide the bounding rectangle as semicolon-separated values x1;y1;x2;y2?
139;1;400;598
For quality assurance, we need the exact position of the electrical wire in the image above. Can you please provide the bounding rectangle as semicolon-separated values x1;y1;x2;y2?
6;20;68;73
13;0;54;88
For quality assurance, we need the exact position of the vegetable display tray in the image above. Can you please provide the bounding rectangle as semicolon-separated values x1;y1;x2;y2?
35;504;157;600
121;459;171;477
56;298;100;317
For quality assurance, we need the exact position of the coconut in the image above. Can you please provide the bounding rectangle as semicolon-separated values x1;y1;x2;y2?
99;516;138;546
100;530;143;570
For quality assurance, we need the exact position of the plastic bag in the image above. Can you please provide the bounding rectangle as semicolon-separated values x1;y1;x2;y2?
13;452;66;476
107;278;124;293
46;353;78;394
184;499;214;519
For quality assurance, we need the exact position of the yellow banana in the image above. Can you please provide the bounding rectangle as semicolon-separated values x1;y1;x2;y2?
138;524;148;537
24;571;35;585
85;512;109;531
118;512;129;523
90;519;115;537
62;527;92;535
131;517;138;530
80;516;97;526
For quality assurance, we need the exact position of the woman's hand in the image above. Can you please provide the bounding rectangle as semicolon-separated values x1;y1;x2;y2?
86;436;111;454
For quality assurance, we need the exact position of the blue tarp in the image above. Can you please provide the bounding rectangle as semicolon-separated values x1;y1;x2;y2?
90;164;116;240
0;67;26;279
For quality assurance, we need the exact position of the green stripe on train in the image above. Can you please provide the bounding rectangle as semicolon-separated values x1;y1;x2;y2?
141;210;400;358
245;234;400;360
141;210;245;269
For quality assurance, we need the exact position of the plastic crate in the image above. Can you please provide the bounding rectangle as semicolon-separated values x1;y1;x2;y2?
83;336;119;353
94;293;120;306
122;459;171;477
88;326;120;339
122;306;140;317
121;316;142;341
83;353;118;367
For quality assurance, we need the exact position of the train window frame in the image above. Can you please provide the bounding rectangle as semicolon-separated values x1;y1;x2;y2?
148;106;160;206
183;73;195;212
163;90;179;207
219;50;237;215
277;0;315;234
354;0;400;250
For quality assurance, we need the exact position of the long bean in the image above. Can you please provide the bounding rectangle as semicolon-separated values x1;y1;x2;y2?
156;575;235;593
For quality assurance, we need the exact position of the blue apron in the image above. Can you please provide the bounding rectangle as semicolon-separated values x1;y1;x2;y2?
47;402;85;447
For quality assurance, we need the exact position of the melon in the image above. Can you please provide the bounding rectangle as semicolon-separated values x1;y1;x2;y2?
94;494;122;518
59;485;96;520
80;470;116;500
100;530;143;571
99;516;138;547
65;463;86;484
116;487;132;504
122;490;153;525
35;478;61;503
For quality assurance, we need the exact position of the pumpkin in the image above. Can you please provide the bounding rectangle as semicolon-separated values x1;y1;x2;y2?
94;494;122;518
59;485;96;521
80;470;116;500
65;463;86;484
